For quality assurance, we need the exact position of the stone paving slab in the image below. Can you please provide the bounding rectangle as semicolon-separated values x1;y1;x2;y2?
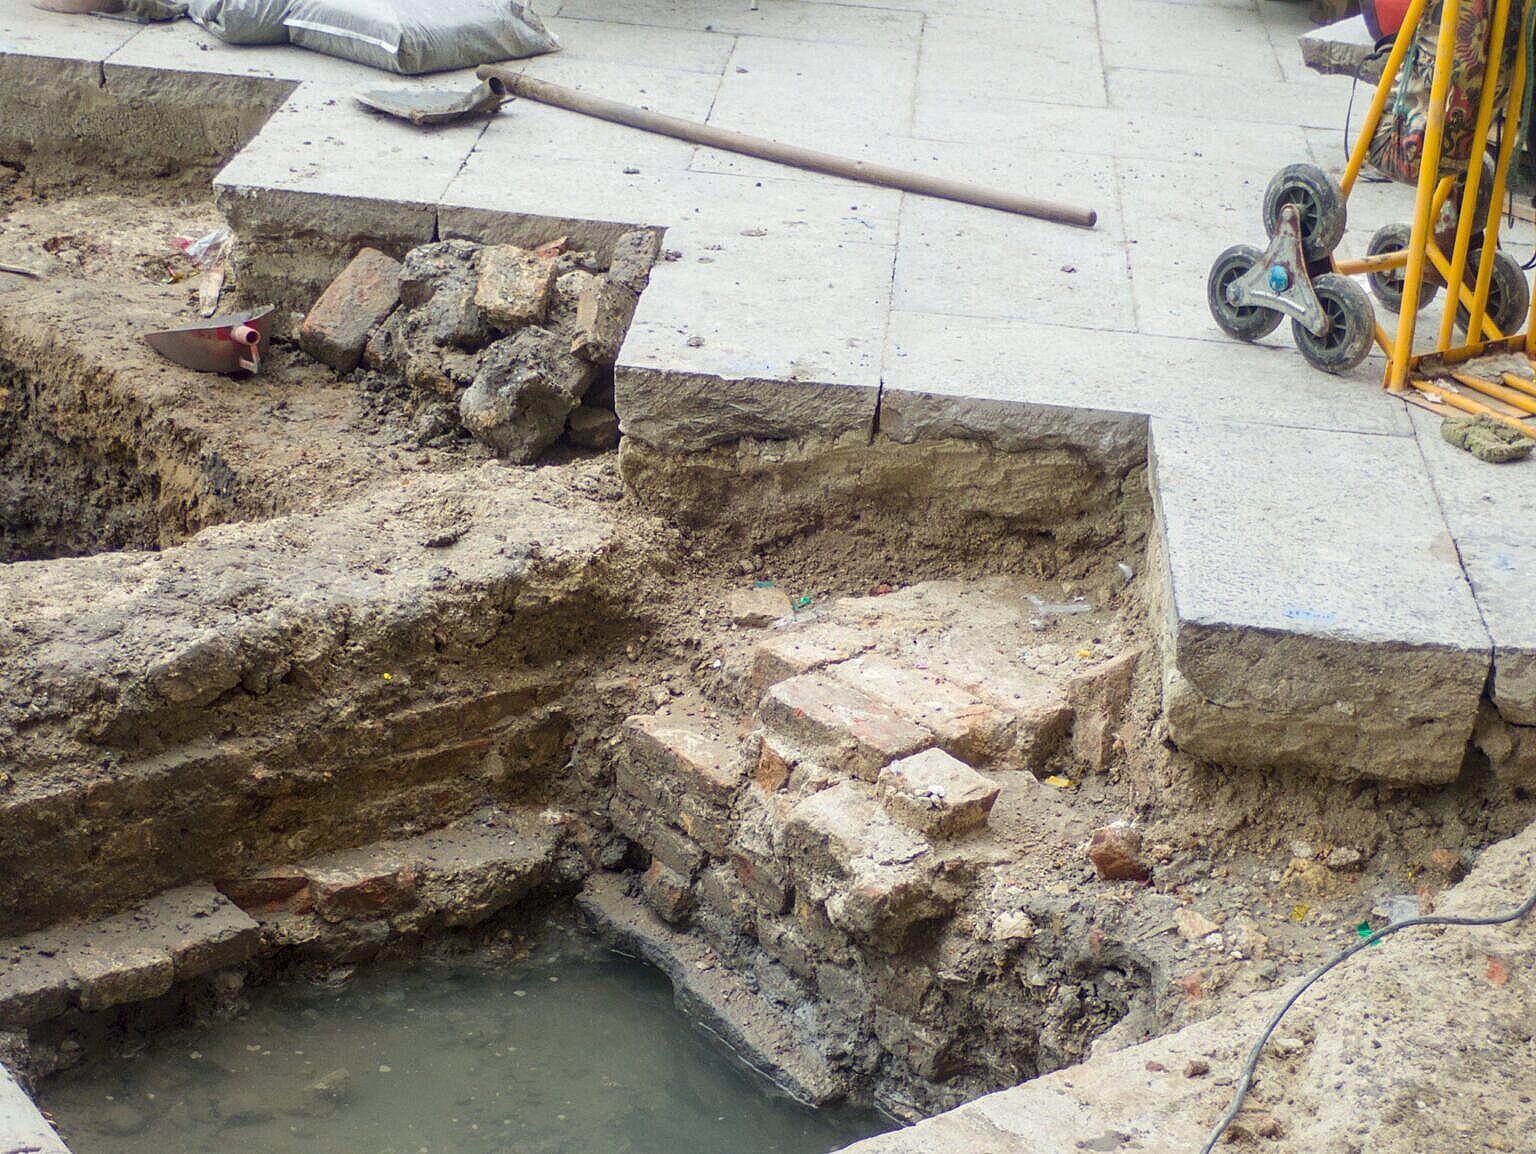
0;1068;69;1154
1151;415;1490;782
4;0;1531;784
1409;405;1536;725
880;311;1414;439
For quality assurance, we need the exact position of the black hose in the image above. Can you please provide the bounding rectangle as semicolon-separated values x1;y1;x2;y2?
1198;875;1536;1153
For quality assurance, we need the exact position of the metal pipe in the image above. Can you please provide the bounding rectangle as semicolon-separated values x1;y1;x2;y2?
1391;2;1465;393
1437;0;1512;348
476;68;1098;229
1342;0;1433;196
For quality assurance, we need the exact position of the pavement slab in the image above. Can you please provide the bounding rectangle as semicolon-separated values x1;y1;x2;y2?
1409;405;1536;725
1150;416;1490;782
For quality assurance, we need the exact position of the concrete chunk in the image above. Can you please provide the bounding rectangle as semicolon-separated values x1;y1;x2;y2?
761;672;933;780
299;247;401;373
570;278;638;364
877;748;1000;837
475;244;557;331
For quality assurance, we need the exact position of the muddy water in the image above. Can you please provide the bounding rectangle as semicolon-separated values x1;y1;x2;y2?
42;930;891;1154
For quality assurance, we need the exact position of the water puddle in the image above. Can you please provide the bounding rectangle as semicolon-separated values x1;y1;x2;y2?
41;928;891;1154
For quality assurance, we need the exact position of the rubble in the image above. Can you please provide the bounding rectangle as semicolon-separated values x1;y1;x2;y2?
341;232;656;459
474;243;557;330
299;247;402;373
1087;822;1147;881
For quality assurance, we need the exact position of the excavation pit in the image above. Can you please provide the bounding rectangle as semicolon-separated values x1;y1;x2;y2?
4;32;1536;1154
37;923;893;1154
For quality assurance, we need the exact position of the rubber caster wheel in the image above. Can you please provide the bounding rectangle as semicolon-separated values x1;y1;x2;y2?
1366;223;1440;314
1458;249;1530;335
1207;244;1284;342
1294;273;1374;374
1263;163;1347;263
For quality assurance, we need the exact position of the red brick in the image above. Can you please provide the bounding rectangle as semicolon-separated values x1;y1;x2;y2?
641;860;695;924
760;673;932;781
299;247;402;373
829;656;1010;766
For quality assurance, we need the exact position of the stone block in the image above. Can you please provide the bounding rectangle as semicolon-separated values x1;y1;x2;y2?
570;278;638;364
298;247;401;373
1151;418;1489;784
567;403;620;449
71;943;175;1011
874;1005;957;1081
303;849;416;923
828;656;1012;766
135;887;261;979
760;672;934;780
406;824;559;928
1065;649;1139;770
475;244;557;331
0;941;75;1026
641;860;695;925
750;625;873;696
728;586;794;628
610;796;706;878
877;748;1000;837
607;228;662;295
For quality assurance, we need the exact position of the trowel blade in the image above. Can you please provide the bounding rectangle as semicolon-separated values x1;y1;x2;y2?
144;306;273;375
354;80;506;126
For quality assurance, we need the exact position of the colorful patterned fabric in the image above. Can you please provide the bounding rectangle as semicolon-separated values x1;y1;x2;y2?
1368;0;1523;186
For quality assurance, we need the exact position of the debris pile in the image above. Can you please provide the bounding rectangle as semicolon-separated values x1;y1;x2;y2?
300;230;658;461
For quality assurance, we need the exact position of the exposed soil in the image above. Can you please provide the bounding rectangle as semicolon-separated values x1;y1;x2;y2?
2;168;1534;1138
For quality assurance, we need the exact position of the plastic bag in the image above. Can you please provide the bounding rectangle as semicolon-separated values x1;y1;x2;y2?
283;0;559;74
186;0;293;43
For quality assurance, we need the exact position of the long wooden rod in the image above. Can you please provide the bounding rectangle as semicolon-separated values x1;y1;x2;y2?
476;67;1098;229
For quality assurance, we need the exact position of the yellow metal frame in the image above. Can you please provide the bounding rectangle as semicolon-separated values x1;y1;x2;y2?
1330;0;1536;437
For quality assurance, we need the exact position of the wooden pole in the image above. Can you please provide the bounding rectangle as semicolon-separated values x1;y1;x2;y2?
476;67;1098;230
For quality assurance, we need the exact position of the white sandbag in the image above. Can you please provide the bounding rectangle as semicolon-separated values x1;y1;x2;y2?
186;0;293;44
283;0;559;74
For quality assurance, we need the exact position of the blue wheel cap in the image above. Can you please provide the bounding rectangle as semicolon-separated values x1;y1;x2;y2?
1267;265;1290;292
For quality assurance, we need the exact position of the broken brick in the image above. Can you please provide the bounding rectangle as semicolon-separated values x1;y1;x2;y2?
1087;822;1147;881
760;672;933;781
299;247;402;373
1066;650;1140;770
641;860;695;925
877;748;1000;837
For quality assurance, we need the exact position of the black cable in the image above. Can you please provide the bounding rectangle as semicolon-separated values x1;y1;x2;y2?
1345;42;1395;179
1197;875;1536;1154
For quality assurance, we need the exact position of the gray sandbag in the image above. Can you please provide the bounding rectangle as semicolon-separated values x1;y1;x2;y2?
186;0;293;43
283;0;559;74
